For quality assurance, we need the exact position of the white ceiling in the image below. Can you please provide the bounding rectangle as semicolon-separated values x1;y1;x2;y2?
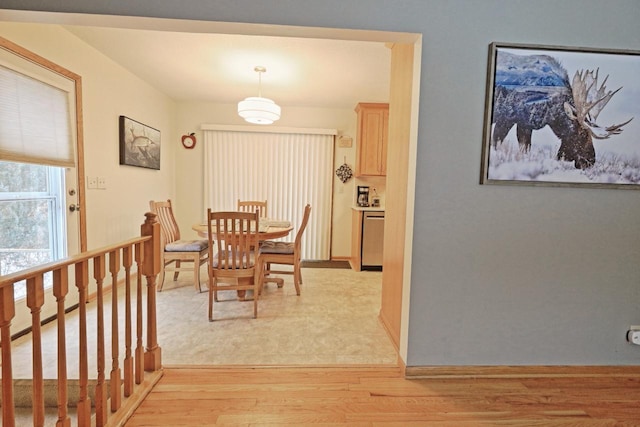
64;25;392;110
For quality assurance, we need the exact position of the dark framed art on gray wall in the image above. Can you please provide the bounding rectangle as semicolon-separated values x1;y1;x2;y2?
480;42;639;189
119;115;161;170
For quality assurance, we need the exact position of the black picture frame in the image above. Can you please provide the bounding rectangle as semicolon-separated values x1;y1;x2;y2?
480;42;639;189
119;115;161;170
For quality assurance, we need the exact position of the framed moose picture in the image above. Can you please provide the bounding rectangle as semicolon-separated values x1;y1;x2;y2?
480;43;639;189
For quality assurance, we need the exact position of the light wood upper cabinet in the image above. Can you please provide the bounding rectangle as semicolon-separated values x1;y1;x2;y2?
355;103;389;176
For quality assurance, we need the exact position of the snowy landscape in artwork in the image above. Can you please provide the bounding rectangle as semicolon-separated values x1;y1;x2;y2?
482;44;639;188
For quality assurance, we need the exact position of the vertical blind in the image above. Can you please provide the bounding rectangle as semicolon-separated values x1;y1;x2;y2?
203;128;334;260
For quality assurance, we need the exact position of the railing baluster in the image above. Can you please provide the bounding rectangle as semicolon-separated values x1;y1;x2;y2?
123;245;134;396
0;285;16;427
109;249;122;412
0;213;162;426
93;254;107;427
26;275;45;427
75;261;91;427
134;242;144;385
52;267;70;427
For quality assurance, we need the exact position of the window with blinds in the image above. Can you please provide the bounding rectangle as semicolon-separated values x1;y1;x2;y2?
0;45;76;302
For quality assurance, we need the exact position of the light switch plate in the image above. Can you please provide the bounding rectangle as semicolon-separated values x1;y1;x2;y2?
97;177;107;189
87;176;98;189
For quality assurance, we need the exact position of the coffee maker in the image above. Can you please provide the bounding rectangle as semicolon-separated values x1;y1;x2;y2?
371;187;381;207
357;186;370;207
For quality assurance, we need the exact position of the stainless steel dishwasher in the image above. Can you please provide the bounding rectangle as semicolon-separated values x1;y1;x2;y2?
361;211;384;270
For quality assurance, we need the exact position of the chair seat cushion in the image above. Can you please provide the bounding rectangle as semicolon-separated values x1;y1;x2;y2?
211;250;256;268
165;239;208;252
259;241;294;255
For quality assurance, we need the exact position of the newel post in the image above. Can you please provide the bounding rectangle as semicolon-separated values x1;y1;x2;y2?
141;212;162;371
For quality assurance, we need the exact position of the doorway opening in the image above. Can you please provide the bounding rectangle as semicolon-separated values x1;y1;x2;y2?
1;11;419;367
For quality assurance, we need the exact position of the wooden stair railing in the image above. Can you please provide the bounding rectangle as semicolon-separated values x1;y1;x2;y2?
0;212;162;427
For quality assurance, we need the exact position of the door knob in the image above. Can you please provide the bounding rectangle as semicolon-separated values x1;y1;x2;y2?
69;204;81;212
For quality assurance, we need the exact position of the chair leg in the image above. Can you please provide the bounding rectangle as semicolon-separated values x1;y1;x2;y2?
253;282;259;319
293;263;301;296
194;257;202;293
257;258;264;295
157;264;166;292
209;270;218;302
298;265;303;284
173;261;180;281
297;255;303;285
208;278;214;321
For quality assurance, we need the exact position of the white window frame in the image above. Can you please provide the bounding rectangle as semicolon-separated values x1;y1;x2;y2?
0;162;67;299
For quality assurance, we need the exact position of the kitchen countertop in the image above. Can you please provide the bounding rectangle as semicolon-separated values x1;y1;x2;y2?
352;205;385;212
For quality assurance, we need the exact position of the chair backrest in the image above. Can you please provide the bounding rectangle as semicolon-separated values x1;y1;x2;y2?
294;204;312;251
207;210;259;271
237;199;268;218
150;199;180;246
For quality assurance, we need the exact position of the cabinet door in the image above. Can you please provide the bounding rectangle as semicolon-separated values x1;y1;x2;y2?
355;103;388;176
380;108;389;175
360;109;383;175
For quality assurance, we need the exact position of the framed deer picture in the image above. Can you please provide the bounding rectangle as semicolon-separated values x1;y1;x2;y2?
119;116;161;170
480;43;639;189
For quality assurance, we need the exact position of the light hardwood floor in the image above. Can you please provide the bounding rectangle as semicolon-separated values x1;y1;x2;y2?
11;267;640;425
125;365;640;426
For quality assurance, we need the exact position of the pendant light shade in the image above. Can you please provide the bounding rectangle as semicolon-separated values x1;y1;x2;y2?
238;66;281;125
238;96;281;124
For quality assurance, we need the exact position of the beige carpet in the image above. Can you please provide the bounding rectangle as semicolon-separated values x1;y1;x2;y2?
10;266;397;378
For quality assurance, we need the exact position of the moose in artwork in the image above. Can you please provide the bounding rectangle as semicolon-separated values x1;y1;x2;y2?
491;51;633;170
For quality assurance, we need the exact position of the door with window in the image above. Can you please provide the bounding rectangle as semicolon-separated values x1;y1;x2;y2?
0;38;85;334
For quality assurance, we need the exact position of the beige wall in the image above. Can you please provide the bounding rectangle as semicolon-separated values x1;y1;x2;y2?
0;22;177;250
173;101;367;259
0;20;388;263
4;0;640;367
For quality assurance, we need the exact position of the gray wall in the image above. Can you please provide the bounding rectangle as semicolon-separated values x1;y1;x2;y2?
4;0;639;365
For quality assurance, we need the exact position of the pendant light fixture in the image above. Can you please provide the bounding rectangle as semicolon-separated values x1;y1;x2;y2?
237;66;281;125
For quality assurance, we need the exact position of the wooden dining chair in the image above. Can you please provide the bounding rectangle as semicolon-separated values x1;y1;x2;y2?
237;199;268;218
258;204;311;296
207;210;261;320
149;199;209;292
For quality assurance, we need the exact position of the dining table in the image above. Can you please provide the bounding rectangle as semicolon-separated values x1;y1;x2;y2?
191;218;293;240
192;218;294;297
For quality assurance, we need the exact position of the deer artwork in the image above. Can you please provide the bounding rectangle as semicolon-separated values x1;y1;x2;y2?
491;51;633;169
